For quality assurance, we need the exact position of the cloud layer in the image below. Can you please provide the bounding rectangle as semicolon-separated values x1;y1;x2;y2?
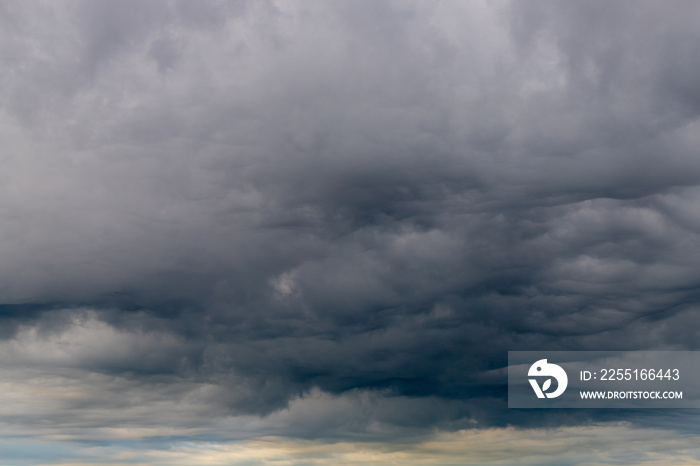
1;0;700;458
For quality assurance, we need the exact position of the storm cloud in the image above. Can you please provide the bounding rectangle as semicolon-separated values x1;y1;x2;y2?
1;0;700;462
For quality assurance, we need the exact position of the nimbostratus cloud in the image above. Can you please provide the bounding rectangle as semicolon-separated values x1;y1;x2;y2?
0;0;700;446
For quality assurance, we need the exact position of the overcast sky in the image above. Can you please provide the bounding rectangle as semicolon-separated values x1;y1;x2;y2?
2;0;700;464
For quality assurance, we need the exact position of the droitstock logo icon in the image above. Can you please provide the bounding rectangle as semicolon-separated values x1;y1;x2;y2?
528;359;568;399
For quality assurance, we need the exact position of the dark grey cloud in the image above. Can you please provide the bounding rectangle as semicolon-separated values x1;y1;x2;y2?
1;0;700;447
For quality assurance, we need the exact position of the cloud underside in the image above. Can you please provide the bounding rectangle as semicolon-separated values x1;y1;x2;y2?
1;0;700;455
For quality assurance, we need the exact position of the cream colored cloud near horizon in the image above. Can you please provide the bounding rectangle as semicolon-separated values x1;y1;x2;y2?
25;424;700;466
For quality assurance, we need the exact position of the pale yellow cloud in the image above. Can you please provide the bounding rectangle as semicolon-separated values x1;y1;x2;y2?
30;424;700;466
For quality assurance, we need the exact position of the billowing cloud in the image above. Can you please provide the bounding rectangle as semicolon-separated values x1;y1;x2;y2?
1;0;700;461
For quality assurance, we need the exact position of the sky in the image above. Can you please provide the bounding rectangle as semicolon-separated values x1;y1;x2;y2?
1;0;700;464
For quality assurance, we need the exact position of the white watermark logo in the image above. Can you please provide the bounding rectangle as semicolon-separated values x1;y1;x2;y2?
528;359;568;398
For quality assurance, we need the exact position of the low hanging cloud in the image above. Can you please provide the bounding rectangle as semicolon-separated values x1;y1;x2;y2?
1;0;700;448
